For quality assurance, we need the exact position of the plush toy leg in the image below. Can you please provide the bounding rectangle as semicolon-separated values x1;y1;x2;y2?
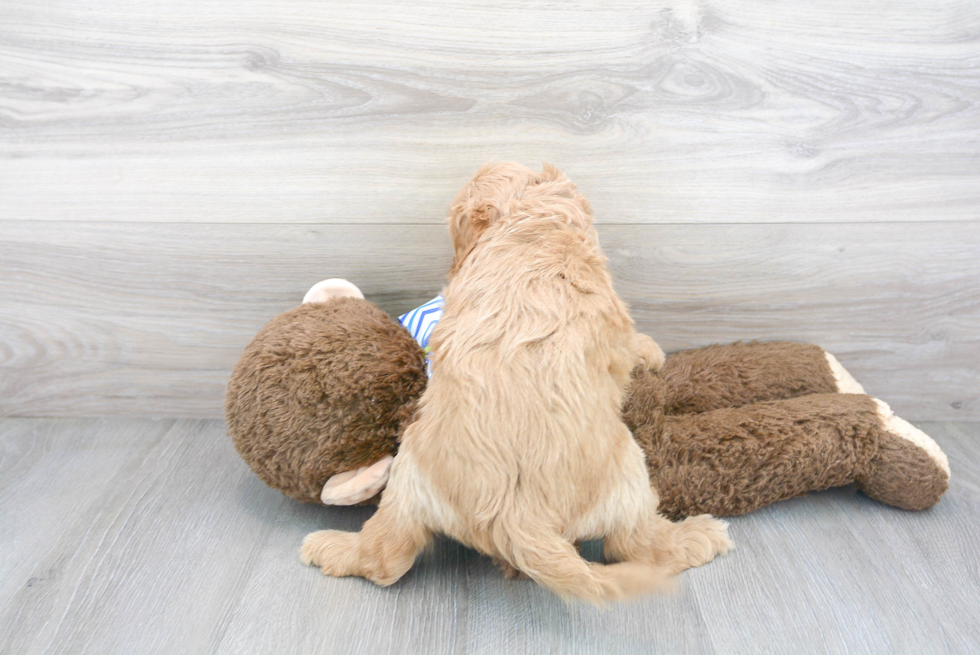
859;399;950;510
654;342;861;415
635;393;949;519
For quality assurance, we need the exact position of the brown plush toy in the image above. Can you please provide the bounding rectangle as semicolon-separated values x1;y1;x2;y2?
226;279;949;519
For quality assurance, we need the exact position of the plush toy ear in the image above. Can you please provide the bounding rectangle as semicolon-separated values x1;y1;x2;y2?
320;455;393;505
303;278;364;304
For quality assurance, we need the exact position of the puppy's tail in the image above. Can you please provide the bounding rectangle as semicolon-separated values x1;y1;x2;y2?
505;531;674;604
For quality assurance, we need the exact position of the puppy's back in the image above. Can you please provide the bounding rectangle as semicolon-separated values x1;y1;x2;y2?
414;216;639;526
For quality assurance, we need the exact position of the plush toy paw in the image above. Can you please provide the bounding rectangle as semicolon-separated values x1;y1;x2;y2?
856;399;950;511
824;352;866;394
670;514;734;571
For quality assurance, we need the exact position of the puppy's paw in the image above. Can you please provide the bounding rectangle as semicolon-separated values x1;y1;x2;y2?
299;530;331;567
673;514;733;570
634;334;666;372
300;529;358;577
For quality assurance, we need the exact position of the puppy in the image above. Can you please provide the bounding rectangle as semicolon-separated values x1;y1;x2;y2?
301;163;731;602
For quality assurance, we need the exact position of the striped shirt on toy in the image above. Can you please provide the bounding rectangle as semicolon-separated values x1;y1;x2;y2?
398;295;444;376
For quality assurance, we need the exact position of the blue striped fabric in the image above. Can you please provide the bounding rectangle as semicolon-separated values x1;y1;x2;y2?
398;295;444;375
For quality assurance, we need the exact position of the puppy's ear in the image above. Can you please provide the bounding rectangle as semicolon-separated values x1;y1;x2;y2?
469;199;499;228
448;197;497;276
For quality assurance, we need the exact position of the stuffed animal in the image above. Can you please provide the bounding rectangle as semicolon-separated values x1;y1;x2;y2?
225;280;949;519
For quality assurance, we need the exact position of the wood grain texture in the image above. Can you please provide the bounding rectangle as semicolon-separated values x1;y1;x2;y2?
1;220;977;419
0;418;288;653
0;418;977;654
2;1;979;224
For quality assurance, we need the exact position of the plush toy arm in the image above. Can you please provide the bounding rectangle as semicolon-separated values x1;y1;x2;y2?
658;341;863;415
634;393;949;520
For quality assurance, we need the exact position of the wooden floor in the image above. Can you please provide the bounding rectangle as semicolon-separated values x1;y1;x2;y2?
1;418;977;654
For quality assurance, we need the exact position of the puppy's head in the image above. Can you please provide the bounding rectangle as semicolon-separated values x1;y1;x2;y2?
447;161;538;275
447;162;593;275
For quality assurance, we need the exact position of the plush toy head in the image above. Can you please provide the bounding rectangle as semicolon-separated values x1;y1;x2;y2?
225;282;426;505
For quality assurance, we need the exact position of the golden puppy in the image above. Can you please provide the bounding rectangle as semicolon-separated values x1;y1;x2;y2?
301;163;732;602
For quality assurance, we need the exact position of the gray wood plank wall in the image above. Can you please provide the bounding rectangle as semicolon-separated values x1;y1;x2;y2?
2;1;978;420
